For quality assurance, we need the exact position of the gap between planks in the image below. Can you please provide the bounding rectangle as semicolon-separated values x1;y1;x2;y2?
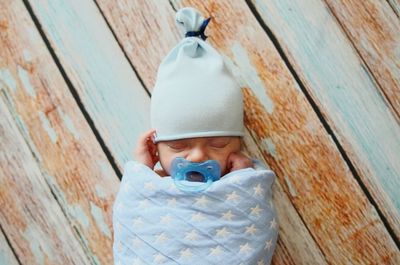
22;0;123;180
244;0;400;248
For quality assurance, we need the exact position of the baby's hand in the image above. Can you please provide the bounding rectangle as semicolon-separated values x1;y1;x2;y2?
134;129;158;169
226;152;253;173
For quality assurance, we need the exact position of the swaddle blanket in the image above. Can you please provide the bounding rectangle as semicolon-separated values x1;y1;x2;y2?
113;160;278;265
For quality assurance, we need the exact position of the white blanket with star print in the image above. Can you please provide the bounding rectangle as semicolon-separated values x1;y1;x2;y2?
113;160;278;265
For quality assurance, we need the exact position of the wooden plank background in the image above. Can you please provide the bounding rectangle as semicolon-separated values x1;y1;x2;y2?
1;0;399;264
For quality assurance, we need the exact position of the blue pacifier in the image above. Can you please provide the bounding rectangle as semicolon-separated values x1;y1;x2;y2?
170;157;221;192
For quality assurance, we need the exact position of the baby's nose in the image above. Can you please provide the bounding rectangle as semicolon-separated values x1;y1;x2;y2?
187;147;208;163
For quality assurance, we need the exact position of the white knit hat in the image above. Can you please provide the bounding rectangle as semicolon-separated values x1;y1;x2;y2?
151;7;244;142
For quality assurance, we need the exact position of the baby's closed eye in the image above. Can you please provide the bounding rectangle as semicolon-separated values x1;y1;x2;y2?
167;142;188;150
209;138;230;148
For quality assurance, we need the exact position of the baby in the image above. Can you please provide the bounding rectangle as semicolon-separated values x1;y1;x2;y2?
113;7;278;265
135;129;253;178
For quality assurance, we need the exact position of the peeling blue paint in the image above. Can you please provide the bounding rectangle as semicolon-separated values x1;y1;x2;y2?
23;49;34;62
38;111;58;143
90;202;111;238
95;185;107;199
254;0;400;211
57;108;80;140
263;138;278;159
32;0;151;165
284;175;297;197
71;204;90;229
23;226;54;265
231;42;274;114
92;255;101;265
0;69;17;92
17;66;36;98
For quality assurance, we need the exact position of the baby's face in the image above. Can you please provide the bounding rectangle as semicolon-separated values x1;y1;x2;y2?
157;136;241;176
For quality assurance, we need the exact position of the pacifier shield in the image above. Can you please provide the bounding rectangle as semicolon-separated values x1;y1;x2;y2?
170;157;221;192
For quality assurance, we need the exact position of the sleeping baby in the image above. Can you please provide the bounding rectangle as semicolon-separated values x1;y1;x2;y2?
113;7;278;265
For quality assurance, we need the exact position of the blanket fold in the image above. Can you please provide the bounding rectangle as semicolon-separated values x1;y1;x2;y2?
113;160;278;265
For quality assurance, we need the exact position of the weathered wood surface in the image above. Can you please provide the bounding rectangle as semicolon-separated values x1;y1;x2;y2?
250;0;400;240
0;97;90;264
28;0;151;166
387;0;400;17
0;230;19;265
98;0;399;263
94;0;327;264
1;0;121;263
1;0;399;264
325;0;400;120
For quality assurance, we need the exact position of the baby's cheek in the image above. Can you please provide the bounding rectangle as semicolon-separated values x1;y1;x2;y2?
218;160;229;176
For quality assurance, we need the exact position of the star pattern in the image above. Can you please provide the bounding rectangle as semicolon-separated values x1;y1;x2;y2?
116;161;278;264
132;217;144;227
209;245;224;256
155;232;168;244
253;184;264;196
180;248;192;259
215;227;230;238
160;214;173;225
132;237;142;247
245;224;258;235
195;195;210;207
226;191;240;201
167;197;177;206
228;175;241;184
191;212;206;221
185;229;200;240
270;218;278;229
239;242;253;254
153;253;166;264
221;210;235;221
264;239;273;250
138;199;150;208
250;204;263;217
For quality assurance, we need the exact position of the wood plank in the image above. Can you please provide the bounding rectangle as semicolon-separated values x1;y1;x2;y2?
27;0;151;166
0;97;90;264
0;0;120;263
250;0;400;237
0;231;19;265
96;1;327;264
387;0;400;17
324;0;400;120
98;0;400;263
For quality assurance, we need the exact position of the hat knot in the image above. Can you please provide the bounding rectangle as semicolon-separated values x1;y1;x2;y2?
185;17;211;40
176;7;211;41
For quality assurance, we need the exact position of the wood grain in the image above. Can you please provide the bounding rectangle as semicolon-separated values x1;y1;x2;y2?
250;0;400;241
0;97;90;264
96;0;329;264
28;0;151;165
175;0;400;263
324;0;400;120
1;0;121;263
387;0;400;17
1;0;399;264
98;0;400;263
0;230;19;265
